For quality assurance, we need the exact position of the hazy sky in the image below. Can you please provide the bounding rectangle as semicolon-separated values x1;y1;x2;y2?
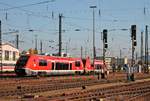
0;0;150;58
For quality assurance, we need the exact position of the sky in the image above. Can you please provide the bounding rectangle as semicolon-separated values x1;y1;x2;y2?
0;0;150;58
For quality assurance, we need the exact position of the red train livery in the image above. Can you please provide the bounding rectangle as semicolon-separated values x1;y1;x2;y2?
15;54;107;76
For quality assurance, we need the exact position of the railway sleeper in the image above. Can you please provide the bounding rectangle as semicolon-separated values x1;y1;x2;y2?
1;76;150;99
128;92;150;101
67;93;104;101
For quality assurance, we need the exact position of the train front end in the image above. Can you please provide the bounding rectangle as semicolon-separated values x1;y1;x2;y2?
15;55;30;76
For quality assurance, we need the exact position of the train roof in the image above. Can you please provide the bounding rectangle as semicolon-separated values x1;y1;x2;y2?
20;54;82;61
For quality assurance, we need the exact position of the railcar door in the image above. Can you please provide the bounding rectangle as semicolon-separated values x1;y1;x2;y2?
38;59;48;76
69;63;73;74
74;60;83;74
50;61;55;75
55;62;69;75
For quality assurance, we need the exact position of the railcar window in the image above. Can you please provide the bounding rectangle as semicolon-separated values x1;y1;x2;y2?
75;61;80;67
82;59;86;67
16;56;29;67
56;62;69;70
52;62;54;70
39;59;47;66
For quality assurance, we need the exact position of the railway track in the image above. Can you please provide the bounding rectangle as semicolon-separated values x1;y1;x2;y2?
0;72;135;89
0;72;150;100
0;72;148;91
127;92;150;101
0;72;148;85
34;79;150;101
0;78;115;97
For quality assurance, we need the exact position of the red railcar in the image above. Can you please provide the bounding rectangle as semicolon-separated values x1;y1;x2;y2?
15;54;86;76
15;54;107;76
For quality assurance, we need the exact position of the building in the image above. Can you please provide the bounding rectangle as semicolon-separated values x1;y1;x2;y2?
96;56;113;70
96;56;128;71
0;43;19;72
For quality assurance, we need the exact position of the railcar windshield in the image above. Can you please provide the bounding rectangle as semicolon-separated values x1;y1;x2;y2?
16;55;29;67
75;61;81;67
82;59;86;67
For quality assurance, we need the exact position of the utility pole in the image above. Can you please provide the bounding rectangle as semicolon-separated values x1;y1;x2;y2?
0;20;2;75
85;48;87;58
35;34;38;53
81;46;83;58
65;42;68;55
59;14;62;56
141;31;143;64
40;40;42;54
145;25;149;73
16;34;19;49
120;49;122;65
90;6;96;63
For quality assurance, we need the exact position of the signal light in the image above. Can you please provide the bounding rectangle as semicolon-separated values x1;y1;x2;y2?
134;41;137;46
104;43;108;48
133;34;136;40
131;25;136;40
103;29;107;43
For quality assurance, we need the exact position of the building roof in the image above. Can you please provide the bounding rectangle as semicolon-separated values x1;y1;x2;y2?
2;42;16;48
1;42;19;52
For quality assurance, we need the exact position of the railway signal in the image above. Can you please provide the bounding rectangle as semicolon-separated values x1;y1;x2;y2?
131;25;136;38
103;29;108;49
130;25;137;81
103;29;107;43
102;29;108;79
131;25;137;46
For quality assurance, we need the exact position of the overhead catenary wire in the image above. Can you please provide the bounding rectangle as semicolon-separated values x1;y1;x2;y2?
0;0;55;11
0;1;148;25
0;0;149;56
0;1;149;19
0;1;54;19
